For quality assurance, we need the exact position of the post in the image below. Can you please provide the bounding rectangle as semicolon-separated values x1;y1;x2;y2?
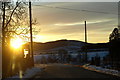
2;2;6;78
84;21;88;63
2;2;5;48
118;1;120;30
85;21;87;43
29;1;34;66
118;1;120;71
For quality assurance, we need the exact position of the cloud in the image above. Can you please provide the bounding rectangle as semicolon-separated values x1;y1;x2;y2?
32;2;118;43
54;19;113;26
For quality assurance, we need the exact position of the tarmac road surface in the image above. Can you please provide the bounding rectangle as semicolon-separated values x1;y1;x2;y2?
33;63;119;79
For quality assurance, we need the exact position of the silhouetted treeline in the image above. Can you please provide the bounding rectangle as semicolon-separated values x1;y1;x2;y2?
106;28;120;70
81;43;109;52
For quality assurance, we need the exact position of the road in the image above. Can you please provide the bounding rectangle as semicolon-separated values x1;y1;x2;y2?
33;63;119;79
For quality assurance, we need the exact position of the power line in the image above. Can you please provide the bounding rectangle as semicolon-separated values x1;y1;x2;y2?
34;5;119;15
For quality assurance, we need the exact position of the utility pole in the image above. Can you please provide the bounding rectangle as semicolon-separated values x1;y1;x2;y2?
85;21;87;43
84;21;88;63
2;2;6;78
29;1;34;66
118;1;120;30
2;2;5;47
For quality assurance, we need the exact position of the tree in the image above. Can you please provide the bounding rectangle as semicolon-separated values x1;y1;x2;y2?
1;1;39;44
1;1;39;78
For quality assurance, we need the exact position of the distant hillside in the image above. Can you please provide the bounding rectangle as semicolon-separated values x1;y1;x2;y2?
33;40;89;52
33;39;109;54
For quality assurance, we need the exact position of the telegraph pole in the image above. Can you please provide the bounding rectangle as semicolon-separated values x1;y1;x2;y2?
29;1;34;66
118;1;120;30
84;21;88;63
2;2;6;78
85;21;87;43
2;2;5;50
2;2;5;47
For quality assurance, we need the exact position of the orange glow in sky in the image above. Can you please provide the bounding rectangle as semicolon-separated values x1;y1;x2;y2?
32;2;118;43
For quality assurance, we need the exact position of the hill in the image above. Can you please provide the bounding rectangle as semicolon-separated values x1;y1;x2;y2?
33;40;88;52
33;39;108;54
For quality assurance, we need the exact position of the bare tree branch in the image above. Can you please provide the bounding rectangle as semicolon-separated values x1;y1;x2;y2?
4;2;21;29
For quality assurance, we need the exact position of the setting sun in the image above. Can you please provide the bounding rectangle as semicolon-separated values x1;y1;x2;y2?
10;37;24;49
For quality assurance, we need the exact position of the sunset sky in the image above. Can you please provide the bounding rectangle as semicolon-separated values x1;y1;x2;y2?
0;1;119;79
32;2;118;43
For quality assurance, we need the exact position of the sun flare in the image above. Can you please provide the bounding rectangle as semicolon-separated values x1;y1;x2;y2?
10;37;24;49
